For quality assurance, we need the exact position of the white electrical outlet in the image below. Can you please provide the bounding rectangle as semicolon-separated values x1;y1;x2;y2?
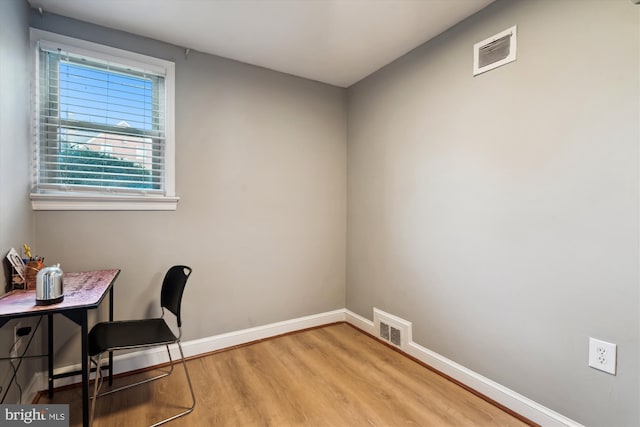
588;337;617;375
11;322;23;359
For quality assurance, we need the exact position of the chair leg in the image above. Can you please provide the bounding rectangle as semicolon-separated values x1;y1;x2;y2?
178;341;196;411
148;342;196;427
95;345;173;398
164;344;175;377
91;343;195;427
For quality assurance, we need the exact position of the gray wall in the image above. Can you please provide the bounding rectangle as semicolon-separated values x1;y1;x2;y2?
1;0;32;292
0;0;39;404
30;13;347;365
13;1;640;425
346;0;639;426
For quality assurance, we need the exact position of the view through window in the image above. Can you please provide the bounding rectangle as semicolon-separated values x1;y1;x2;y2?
37;49;166;193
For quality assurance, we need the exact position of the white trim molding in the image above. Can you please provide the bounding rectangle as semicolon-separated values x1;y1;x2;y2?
32;310;346;391
30;193;180;211
26;308;583;427
405;340;584;427
344;309;374;334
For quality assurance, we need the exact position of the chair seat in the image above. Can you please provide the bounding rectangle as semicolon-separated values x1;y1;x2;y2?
89;318;178;356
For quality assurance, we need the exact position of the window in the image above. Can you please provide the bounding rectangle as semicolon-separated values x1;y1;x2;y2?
30;29;177;210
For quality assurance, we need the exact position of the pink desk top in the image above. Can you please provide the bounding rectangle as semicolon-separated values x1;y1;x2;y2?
0;269;120;317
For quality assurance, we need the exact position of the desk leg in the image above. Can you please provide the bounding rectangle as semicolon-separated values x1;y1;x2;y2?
63;309;90;427
108;286;113;386
48;314;54;398
80;311;89;427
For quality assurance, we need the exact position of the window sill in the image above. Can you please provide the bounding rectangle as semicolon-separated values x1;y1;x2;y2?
30;193;180;211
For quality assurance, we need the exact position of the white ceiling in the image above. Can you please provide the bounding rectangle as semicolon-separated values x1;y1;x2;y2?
28;0;494;88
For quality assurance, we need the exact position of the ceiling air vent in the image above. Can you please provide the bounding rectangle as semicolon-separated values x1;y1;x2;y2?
473;26;517;76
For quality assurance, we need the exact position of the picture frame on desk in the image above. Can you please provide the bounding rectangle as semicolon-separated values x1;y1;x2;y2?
5;248;42;290
6;248;25;279
5;248;27;290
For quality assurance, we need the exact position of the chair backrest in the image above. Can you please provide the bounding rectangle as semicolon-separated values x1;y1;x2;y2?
160;265;192;328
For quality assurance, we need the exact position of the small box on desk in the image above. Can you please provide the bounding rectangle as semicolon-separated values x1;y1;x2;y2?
11;260;43;290
24;260;43;290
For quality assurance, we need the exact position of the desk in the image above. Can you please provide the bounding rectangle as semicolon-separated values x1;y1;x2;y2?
0;269;120;427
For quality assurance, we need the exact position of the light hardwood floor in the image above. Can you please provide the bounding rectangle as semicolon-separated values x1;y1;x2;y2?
38;323;532;426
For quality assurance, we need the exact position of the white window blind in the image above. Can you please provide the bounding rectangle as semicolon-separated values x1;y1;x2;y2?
34;42;166;194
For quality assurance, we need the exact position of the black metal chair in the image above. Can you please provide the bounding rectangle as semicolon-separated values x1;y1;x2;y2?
88;265;195;426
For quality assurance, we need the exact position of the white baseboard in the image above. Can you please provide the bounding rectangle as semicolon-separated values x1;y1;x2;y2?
27;309;347;394
26;308;582;427
344;309;582;427
344;308;374;333
405;340;584;427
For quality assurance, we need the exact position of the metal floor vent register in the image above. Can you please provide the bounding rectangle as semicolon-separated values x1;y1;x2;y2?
373;308;412;350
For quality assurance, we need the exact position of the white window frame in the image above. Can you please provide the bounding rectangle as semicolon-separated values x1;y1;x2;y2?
29;29;178;211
